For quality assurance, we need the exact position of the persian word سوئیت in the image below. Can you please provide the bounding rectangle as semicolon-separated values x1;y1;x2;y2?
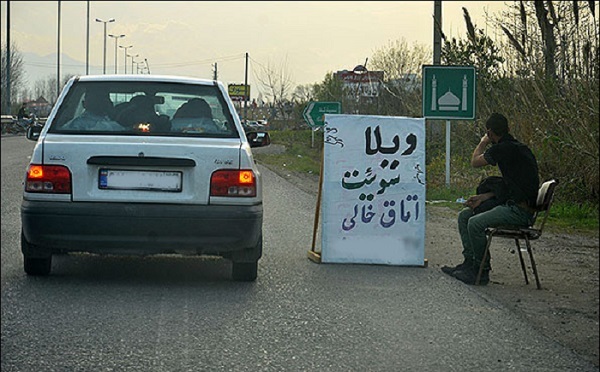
365;126;417;156
341;194;421;231
341;161;424;198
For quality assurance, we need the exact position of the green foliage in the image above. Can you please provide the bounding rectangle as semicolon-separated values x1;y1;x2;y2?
257;129;598;233
441;28;505;84
280;2;598;209
313;72;345;103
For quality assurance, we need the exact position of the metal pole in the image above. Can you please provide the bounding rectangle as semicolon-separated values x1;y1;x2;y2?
433;0;442;65
446;119;451;186
5;0;10;114
109;34;125;73
96;18;114;74
119;45;132;74
129;54;138;74
86;1;89;74
102;23;107;73
113;36;118;73
57;1;61;99
244;52;248;122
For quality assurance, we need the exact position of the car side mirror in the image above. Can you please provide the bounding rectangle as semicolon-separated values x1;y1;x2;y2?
26;125;42;141
246;131;271;148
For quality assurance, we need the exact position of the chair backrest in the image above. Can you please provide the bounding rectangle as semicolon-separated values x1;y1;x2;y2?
533;179;559;231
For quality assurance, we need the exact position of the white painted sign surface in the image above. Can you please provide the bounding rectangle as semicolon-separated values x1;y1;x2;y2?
321;114;426;265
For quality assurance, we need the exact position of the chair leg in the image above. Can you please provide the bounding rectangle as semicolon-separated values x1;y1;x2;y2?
525;237;542;290
514;239;530;285
476;234;494;285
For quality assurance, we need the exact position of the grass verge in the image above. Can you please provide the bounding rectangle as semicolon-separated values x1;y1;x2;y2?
255;129;598;234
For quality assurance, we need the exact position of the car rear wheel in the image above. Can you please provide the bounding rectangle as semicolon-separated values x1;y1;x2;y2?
24;256;52;276
22;232;52;276
232;261;258;282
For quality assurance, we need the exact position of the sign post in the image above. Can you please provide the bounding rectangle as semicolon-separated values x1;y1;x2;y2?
422;65;476;186
302;101;341;147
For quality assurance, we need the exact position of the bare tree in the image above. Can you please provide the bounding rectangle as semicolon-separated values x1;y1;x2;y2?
292;84;314;104
370;38;431;84
1;42;26;114
253;57;295;120
499;1;599;81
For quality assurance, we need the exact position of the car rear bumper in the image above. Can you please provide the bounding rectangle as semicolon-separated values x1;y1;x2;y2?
21;200;262;257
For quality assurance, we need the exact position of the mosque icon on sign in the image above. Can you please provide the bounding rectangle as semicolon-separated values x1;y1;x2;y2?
430;74;468;111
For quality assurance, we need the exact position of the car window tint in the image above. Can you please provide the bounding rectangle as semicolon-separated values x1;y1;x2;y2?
49;81;238;138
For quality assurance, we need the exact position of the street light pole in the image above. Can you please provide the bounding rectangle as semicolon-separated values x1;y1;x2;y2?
128;54;139;74
144;58;151;74
85;1;89;75
95;17;115;74
119;45;132;74
108;34;125;73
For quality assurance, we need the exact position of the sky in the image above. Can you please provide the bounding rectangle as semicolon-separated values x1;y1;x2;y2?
1;1;507;99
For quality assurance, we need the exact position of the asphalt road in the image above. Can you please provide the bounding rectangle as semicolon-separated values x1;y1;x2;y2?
1;135;597;372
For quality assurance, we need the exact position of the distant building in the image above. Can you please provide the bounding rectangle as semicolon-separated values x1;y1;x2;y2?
24;96;52;117
334;69;384;98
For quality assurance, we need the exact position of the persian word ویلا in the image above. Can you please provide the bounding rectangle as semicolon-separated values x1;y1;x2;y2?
365;125;417;156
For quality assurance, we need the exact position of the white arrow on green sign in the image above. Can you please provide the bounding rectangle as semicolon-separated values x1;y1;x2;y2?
303;101;341;128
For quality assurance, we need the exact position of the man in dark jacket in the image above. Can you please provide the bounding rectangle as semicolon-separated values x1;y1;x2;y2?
442;113;539;285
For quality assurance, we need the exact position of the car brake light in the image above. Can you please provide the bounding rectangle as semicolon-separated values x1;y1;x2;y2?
210;169;256;197
25;165;72;193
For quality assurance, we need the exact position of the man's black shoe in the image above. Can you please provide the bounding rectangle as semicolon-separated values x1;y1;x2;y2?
441;261;470;276
453;267;490;285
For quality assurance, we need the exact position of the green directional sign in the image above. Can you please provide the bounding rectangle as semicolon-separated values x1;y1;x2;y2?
303;101;341;128
422;65;476;120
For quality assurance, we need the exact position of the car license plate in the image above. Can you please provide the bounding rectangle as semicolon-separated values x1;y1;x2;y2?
99;169;182;191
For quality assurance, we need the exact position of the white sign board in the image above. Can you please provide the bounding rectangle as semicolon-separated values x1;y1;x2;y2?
321;115;426;265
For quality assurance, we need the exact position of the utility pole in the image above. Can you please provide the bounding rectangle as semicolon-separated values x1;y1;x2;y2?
244;52;248;123
57;1;61;99
433;0;442;65
86;1;89;75
213;63;218;80
5;0;10;114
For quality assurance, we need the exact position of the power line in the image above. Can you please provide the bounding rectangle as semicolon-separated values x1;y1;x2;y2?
150;53;245;68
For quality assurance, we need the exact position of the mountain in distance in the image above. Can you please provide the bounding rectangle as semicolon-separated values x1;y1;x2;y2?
21;51;103;87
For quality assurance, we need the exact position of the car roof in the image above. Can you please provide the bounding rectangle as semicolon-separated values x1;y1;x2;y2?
75;74;219;86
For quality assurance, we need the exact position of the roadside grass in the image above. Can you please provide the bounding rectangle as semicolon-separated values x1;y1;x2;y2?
255;129;599;234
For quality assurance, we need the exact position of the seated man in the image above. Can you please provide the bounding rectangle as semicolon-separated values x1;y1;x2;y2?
116;95;170;132
171;98;220;133
63;89;123;131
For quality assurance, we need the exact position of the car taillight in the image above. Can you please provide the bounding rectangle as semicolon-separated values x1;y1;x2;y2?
210;169;256;197
25;165;72;193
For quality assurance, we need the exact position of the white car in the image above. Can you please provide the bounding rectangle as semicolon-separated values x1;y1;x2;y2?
21;74;270;281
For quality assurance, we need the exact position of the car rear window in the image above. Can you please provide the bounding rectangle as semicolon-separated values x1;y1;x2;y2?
49;81;238;138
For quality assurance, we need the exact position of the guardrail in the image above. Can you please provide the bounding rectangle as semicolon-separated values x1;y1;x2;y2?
1;115;47;136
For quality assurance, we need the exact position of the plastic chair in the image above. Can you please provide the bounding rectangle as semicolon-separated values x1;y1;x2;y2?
476;179;559;289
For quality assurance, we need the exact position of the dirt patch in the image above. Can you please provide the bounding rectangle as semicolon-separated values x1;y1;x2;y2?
259;161;600;367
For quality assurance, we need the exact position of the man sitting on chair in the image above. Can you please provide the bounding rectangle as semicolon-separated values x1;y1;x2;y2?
442;113;540;285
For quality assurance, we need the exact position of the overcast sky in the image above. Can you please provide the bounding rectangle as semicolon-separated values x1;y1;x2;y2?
2;1;506;97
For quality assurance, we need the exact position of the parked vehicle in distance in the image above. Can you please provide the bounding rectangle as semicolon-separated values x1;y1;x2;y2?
21;74;271;281
242;120;261;132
